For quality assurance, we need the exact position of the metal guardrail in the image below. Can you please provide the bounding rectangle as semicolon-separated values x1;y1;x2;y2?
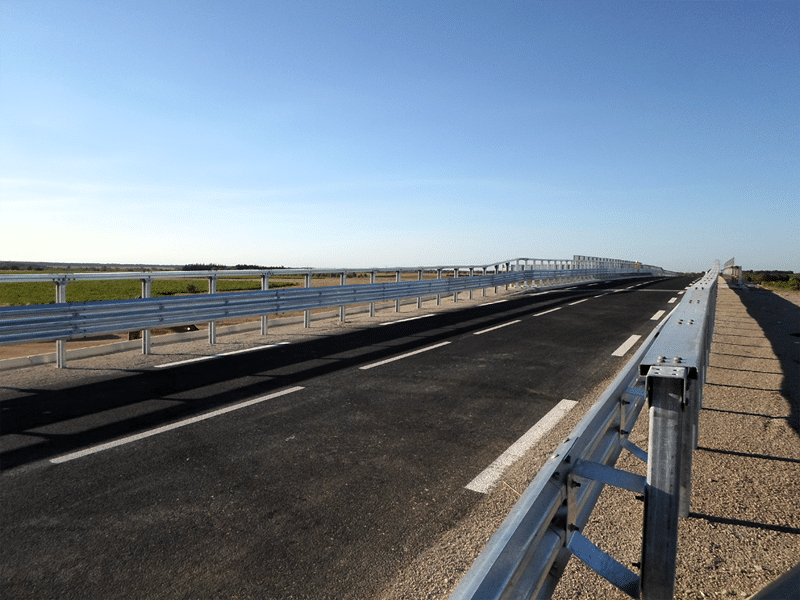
0;255;665;368
449;264;719;600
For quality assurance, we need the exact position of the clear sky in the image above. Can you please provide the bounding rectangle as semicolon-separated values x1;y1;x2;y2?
1;0;797;272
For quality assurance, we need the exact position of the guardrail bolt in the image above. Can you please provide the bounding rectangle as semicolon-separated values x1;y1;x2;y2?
673;357;683;364
657;356;666;363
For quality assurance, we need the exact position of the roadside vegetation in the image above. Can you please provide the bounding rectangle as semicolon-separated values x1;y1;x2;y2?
0;270;298;306
744;270;799;291
1;262;455;306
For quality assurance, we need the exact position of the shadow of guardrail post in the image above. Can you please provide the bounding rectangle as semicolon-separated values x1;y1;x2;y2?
729;284;800;435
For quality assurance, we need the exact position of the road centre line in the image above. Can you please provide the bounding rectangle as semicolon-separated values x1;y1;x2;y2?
474;320;522;336
612;335;642;357
534;307;562;317
465;399;579;494
359;341;451;370
50;386;305;464
668;297;678;303
155;343;289;368
568;298;588;306
380;314;434;326
651;310;666;320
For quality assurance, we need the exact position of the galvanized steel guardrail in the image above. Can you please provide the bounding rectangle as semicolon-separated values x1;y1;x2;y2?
0;255;667;368
449;263;719;600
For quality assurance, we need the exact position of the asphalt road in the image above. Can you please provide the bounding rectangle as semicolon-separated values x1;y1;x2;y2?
0;276;694;599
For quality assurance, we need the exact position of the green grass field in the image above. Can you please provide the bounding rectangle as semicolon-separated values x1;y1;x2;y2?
0;273;298;306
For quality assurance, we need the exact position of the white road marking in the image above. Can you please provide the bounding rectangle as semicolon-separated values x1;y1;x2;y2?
668;297;678;303
534;307;562;317
380;314;434;326
651;310;666;321
50;386;305;464
594;293;608;298
466;399;579;494
474;320;522;336
479;299;508;306
569;298;588;306
612;335;642;357
359;341;451;370
155;343;289;368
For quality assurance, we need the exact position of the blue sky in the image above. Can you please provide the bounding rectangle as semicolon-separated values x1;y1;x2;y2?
1;0;797;272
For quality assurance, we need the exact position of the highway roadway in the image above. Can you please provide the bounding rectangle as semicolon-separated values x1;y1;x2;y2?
0;276;694;599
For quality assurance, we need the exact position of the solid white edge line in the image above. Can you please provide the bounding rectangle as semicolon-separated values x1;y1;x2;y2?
155;343;288;368
154;355;214;368
479;299;508;306
568;298;588;306
651;310;666;321
359;341;451;370
611;334;642;357
534;307;561;317
51;386;305;464
466;399;579;494
380;314;434;326
473;320;521;336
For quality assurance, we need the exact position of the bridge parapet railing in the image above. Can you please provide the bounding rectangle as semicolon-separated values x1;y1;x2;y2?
0;256;659;368
449;263;719;600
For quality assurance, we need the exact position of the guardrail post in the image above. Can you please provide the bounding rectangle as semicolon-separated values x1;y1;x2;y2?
340;272;347;322
369;271;376;317
304;273;312;327
395;270;402;312
641;365;688;599
453;268;459;302
436;269;442;305
55;278;67;368
417;270;423;308
469;268;474;299
141;278;152;354
208;276;217;344
261;274;270;334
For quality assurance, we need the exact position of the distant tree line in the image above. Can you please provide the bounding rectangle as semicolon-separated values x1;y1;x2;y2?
182;263;285;271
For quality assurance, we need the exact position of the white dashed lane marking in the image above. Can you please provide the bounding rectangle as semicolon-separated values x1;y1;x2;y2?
473;321;522;336
612;335;642;357
359;341;452;370
465;399;578;493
